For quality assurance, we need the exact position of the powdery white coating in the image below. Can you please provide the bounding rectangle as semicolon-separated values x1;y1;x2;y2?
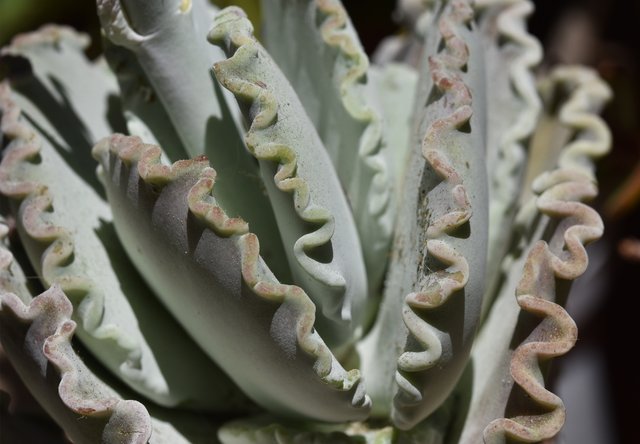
358;0;489;429
392;0;488;429
474;0;543;322
93;134;371;423
0;1;614;440
0;286;152;443
366;63;419;200
97;0;290;287
456;66;610;444
0;29;244;410
483;67;611;443
210;7;369;349
261;0;398;298
0;280;219;443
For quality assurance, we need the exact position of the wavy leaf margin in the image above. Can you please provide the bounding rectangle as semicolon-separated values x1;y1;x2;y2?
209;8;343;289
314;0;395;270
483;66;612;443
208;7;375;342
0;282;151;443
0;80;148;379
393;0;477;428
93;133;372;416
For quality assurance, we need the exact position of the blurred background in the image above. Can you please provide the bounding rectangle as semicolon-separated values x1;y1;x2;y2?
0;0;638;443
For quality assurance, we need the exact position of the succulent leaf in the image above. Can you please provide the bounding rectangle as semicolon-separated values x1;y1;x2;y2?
0;285;153;444
483;66;611;444
96;0;231;159
0;30;246;410
216;409;454;444
0;2;615;442
209;7;370;347
366;62;419;211
93;133;371;422
474;0;542;320
261;0;403;297
0;270;225;444
359;0;489;429
0;218;32;304
219;417;391;444
456;66;611;443
97;0;291;283
101;39;190;160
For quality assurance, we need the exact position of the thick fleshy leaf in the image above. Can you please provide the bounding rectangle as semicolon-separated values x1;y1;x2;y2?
474;0;542;321
455;66;611;444
0;277;225;444
209;7;369;348
358;61;419;320
97;0;290;282
96;0;234;159
260;0;401;297
0;286;152;444
93;134;371;423
0;29;246;410
219;417;390;444
358;0;488;429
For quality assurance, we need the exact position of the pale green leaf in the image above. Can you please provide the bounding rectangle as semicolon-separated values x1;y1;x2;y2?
97;0;290;282
456;66;611;444
93;133;371;423
0;28;246;410
261;0;400;296
358;0;488;429
474;0;542;322
209;7;370;348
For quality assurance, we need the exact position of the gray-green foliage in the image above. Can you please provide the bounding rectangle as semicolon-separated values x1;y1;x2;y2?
0;0;611;443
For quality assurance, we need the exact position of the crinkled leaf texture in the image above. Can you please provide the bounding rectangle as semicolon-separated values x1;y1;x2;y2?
260;0;403;302
456;65;611;444
0;0;613;442
0;284;152;444
358;0;488;429
93;133;371;422
98;0;291;284
0;26;248;412
209;6;370;349
0;225;221;443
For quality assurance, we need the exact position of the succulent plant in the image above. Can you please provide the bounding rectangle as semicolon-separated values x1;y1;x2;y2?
0;0;612;443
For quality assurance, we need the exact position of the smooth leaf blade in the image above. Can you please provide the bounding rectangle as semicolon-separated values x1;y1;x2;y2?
101;39;190;161
474;0;543;321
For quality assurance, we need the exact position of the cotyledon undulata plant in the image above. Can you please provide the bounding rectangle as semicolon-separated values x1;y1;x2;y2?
0;0;612;442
